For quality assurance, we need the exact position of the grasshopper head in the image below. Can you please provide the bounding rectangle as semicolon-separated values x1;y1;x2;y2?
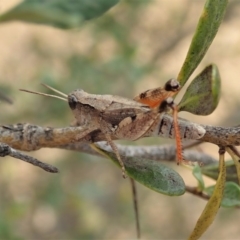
68;94;78;110
164;79;181;92
68;89;86;110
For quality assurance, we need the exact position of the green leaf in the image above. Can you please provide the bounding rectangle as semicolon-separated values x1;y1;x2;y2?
178;0;228;86
192;165;205;191
178;64;221;115
188;147;226;240
91;145;185;196
205;182;240;208
0;0;119;29
202;160;239;183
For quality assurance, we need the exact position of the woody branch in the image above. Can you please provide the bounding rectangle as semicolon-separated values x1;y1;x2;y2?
0;114;239;166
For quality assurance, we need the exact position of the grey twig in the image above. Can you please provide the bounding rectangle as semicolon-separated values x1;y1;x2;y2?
0;142;58;173
0;114;240;168
185;185;210;201
93;142;217;165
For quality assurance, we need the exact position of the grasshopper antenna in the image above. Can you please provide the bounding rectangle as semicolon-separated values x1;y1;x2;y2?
41;83;68;98
19;89;67;102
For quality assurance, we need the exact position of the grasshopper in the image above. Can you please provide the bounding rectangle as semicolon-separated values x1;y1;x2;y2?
20;79;183;178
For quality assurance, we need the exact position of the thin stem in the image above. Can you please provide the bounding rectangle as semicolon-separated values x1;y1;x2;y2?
130;178;140;239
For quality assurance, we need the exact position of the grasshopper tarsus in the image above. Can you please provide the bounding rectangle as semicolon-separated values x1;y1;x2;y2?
180;159;202;167
122;167;127;179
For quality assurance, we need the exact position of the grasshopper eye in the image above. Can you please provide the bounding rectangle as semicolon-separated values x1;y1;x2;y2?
164;79;181;92
68;95;78;110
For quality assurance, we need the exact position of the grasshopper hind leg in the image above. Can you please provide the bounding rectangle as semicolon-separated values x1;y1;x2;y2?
104;133;127;179
159;98;198;166
159;97;184;165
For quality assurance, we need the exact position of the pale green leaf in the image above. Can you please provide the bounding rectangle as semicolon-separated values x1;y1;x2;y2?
192;165;205;191
202;160;239;183
178;0;228;86
92;145;185;196
178;64;221;115
188;147;226;240
205;182;240;208
0;0;119;29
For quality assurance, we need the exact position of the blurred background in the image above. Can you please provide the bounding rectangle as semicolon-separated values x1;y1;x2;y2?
0;0;240;239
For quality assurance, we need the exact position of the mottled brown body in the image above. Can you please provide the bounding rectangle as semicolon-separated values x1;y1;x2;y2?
68;89;165;178
20;80;183;178
68;89;151;128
